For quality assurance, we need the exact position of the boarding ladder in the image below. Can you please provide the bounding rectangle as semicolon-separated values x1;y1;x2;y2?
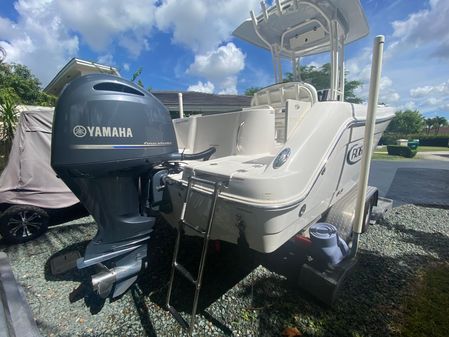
166;176;223;336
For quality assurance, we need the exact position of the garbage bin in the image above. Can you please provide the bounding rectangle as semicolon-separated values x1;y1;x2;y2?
408;140;419;150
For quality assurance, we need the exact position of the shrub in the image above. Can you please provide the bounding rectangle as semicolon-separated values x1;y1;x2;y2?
380;133;449;147
0;88;19;161
387;145;417;158
379;133;397;145
412;135;449;147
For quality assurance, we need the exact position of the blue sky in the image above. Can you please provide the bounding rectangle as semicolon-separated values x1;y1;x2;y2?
1;0;448;118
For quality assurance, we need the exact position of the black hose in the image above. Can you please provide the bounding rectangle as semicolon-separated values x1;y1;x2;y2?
169;147;216;161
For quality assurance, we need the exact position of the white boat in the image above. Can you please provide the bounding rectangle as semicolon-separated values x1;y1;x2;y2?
51;0;394;317
161;0;395;253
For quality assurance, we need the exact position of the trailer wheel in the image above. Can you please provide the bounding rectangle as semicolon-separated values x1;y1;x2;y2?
0;205;49;244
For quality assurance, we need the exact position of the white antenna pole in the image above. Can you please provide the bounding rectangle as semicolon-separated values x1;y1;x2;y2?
178;92;184;118
350;35;385;257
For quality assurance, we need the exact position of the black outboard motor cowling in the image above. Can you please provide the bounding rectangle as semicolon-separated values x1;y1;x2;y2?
51;74;180;298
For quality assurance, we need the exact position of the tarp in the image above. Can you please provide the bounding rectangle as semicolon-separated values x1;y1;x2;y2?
0;106;79;208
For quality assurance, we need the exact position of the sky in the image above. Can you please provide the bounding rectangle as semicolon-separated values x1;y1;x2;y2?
1;0;448;118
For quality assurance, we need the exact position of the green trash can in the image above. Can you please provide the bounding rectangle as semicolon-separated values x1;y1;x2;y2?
408;140;419;150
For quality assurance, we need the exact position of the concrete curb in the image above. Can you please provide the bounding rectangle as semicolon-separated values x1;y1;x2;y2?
0;252;41;337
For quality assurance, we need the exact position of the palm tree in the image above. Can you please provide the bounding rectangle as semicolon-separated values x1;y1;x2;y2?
435;116;448;135
425;118;434;134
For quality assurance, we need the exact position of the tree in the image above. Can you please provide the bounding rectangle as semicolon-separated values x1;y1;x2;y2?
434;116;448;135
344;78;363;104
284;63;363;103
425;117;434;135
386;110;424;135
130;67;152;92
0;58;56;158
0;88;19;159
244;87;261;96
0;62;55;106
0;46;5;63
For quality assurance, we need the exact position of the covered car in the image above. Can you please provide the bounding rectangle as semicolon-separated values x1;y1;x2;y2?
0;106;79;243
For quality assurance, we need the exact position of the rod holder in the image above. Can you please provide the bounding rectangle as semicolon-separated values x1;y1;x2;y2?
178;92;184;118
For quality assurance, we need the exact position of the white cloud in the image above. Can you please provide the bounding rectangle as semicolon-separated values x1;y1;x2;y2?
217;76;239;94
0;0;79;86
375;0;449;116
0;17;20;40
381;91;400;104
187;81;214;93
305;61;324;68
396;100;417;112
389;0;449;59
155;0;258;94
0;0;155;86
426;97;443;106
123;63;130;71
410;81;449;98
1;0;255;92
155;0;259;53
55;0;155;57
406;101;417;110
408;80;449;113
188;43;245;80
410;86;434;98
346;48;400;105
187;42;245;94
97;54;114;66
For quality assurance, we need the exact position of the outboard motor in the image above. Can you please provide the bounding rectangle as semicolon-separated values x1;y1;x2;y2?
51;74;214;298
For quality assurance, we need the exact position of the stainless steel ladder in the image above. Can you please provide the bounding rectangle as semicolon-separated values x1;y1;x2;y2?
166;176;223;336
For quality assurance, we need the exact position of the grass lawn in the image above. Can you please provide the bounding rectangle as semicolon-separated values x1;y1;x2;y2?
371;152;406;160
417;146;449;152
376;146;449;153
372;145;449;160
391;262;449;337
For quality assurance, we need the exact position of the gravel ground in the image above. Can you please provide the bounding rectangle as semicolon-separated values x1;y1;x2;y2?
1;204;448;337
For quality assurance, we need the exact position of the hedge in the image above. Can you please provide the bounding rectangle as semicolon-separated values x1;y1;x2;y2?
380;133;449;147
387;145;418;158
412;135;449;147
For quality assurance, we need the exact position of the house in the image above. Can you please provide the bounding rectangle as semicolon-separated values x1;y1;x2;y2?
44;58;120;97
44;58;251;116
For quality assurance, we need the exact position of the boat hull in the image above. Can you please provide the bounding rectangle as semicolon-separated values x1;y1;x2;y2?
162;104;393;253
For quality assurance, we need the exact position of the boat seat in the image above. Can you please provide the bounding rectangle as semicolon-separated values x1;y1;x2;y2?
173;106;276;159
250;82;317;142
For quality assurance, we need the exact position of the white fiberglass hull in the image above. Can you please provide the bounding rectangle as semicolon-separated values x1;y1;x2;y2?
162;102;394;253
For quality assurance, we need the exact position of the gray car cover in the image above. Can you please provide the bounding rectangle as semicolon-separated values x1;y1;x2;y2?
0;106;79;208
